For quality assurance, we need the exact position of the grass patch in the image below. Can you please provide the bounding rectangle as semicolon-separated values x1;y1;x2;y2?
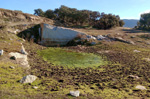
37;48;107;68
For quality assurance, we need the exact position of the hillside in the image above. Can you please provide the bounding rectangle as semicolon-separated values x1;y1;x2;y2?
1;9;150;99
123;19;139;28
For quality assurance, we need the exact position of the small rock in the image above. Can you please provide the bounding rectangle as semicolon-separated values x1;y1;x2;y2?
70;91;80;97
129;75;139;79
20;45;28;55
9;38;13;40
143;58;150;61
133;50;141;53
33;86;38;89
22;39;25;42
127;40;135;45
97;35;106;40
9;66;15;69
0;50;3;56
135;85;146;90
87;35;96;40
131;36;136;38
20;75;37;84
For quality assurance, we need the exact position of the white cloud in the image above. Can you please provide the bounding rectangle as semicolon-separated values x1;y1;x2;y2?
138;10;150;19
140;10;150;15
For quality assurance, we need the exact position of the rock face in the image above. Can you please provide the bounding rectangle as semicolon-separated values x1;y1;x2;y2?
70;91;80;97
40;23;85;46
0;8;54;25
20;75;37;84
0;50;3;56
135;85;146;90
9;52;29;68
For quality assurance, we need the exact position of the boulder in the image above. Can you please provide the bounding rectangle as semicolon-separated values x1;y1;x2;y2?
135;85;146;90
9;52;29;68
20;75;37;84
96;35;106;40
9;52;27;60
70;91;80;97
0;50;3;56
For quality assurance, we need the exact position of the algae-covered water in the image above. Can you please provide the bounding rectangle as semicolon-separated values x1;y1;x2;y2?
38;48;107;68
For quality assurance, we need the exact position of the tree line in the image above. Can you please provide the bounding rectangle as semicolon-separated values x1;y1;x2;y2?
34;5;124;29
137;12;150;31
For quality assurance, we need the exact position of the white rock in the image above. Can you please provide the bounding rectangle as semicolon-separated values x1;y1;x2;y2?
87;35;96;40
20;75;37;84
9;66;15;69
0;50;3;56
135;85;146;90
9;52;27;60
129;75;139;79
33;86;38;89
9;52;29;68
97;35;106;40
143;58;150;61
133;50;141;53
70;91;80;97
20;45;28;55
22;39;25;42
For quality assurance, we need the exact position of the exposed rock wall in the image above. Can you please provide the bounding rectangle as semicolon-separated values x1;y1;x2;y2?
0;8;54;24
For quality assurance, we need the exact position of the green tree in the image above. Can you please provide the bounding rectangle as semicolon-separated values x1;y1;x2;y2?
34;8;45;17
45;9;56;19
138;13;150;30
119;20;125;27
94;14;123;29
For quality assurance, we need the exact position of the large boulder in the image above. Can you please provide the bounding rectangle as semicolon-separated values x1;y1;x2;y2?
20;75;37;84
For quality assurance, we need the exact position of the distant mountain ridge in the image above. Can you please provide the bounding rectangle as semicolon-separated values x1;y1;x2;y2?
123;19;139;28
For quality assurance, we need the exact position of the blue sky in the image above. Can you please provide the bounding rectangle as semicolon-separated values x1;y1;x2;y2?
0;0;150;19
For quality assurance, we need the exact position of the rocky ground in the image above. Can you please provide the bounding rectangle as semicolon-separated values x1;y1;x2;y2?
1;9;150;99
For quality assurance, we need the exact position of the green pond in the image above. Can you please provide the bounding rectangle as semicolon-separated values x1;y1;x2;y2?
38;48;107;68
